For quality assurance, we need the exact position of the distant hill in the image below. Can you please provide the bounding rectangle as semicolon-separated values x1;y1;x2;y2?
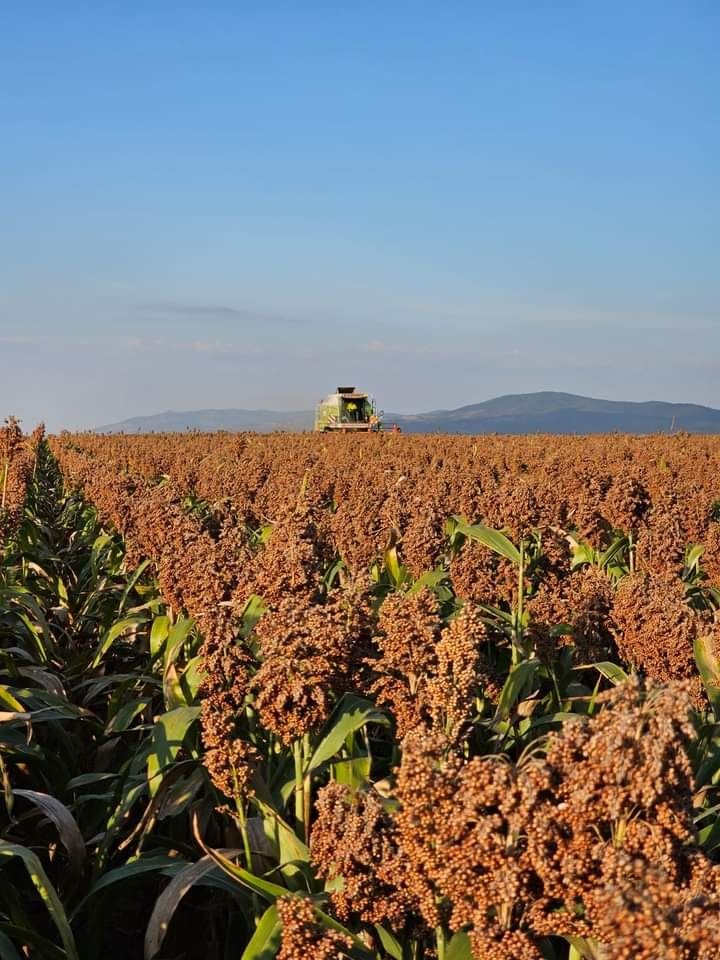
95;408;312;433
389;392;720;434
95;392;720;435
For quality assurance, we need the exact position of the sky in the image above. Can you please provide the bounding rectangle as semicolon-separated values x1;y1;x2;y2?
1;2;718;431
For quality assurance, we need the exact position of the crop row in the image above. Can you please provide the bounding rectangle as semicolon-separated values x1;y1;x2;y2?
52;432;720;697
56;431;720;575
0;418;43;543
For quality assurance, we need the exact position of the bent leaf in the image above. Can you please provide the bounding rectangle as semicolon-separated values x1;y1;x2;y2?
453;519;521;565
0;841;79;960
145;851;242;959
13;789;86;880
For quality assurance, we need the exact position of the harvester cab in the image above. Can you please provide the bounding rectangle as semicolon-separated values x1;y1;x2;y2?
314;387;381;432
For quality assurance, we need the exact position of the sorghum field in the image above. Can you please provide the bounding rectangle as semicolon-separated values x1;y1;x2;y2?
3;421;720;959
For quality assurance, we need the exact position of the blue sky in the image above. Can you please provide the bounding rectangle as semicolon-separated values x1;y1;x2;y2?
1;2;718;430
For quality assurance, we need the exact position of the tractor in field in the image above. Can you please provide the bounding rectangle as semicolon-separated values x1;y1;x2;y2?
314;387;381;432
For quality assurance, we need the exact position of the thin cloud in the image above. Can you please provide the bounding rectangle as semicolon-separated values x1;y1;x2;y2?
127;337;163;350
126;336;265;357
0;336;38;345
139;301;306;325
189;339;264;356
364;339;462;358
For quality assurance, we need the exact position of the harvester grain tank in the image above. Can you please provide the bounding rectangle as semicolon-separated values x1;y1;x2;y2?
314;387;381;432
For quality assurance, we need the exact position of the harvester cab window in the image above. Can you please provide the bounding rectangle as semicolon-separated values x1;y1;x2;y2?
342;398;361;422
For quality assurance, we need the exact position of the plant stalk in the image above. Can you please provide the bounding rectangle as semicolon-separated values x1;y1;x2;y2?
435;925;446;960
293;738;305;838
302;732;312;841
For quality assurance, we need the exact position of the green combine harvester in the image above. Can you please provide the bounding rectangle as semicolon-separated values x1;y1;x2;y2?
314;387;381;432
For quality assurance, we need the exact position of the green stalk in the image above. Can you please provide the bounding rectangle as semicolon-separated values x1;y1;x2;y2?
512;540;526;666
435;925;446;960
232;766;253;872
232;766;260;919
302;732;312;841
293;738;305;838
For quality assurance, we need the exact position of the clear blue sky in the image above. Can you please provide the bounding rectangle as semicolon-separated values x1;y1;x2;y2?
1;2;718;430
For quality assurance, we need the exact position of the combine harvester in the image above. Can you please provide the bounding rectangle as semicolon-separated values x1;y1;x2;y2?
314;387;383;432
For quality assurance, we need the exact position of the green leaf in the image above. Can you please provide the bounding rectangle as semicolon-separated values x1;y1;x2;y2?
374;924;403;959
150;615;170;658
322;557;345;592
529;711;580;730
155;767;206;820
0;686;27;714
74;855;186;921
147;706;200;795
144;851;242;959
118;558;152;614
0;922;66;960
685;543;705;571
446;930;473;960
89;533;113;576
308;695;389;773
453;519;521;565
256;802;310;881
66;772;118;790
164;617;195;672
4;590;55;659
12;687;94;722
240;903;282;960
598;536;629;569
106;697;151;734
408;568;447;595
565;936;602;960
13;789;86;880
384;544;405;587
98;780;148;866
698;816;720;853
0;929;23;960
196;842;288;902
695;635;720;717
567;536;597;569
163;663;186;711
0;841;79;960
312;906;374;957
495;659;540;721
179;656;205;703
593;662;629;686
91;615;145;669
240;594;267;638
332;756;371;789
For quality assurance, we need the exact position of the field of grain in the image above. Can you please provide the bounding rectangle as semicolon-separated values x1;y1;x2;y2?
2;425;720;958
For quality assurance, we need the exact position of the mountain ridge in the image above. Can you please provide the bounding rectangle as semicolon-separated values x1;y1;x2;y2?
94;392;720;434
